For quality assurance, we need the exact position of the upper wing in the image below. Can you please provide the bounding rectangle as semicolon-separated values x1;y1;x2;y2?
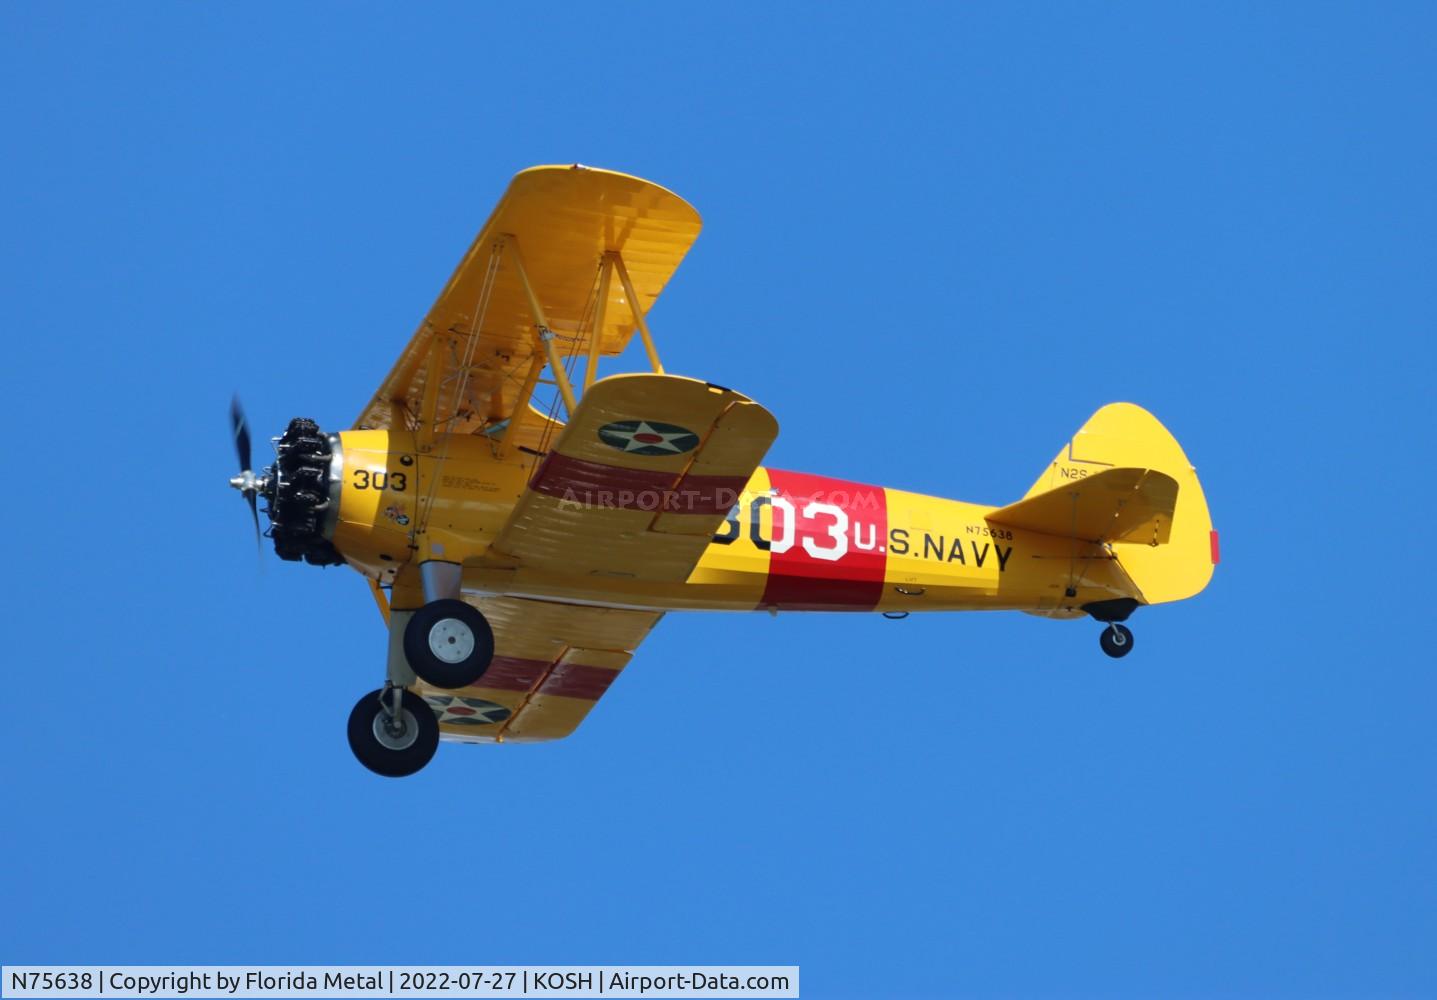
415;595;661;744
986;466;1179;545
354;165;702;435
484;373;778;580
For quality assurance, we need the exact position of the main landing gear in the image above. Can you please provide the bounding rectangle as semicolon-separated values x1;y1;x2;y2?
403;598;495;690
1099;623;1134;659
345;586;498;777
347;686;439;778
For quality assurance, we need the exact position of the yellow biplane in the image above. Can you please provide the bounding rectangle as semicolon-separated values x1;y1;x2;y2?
228;165;1218;777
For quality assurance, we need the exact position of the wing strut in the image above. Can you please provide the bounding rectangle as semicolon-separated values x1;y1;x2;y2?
413;224;681;466
367;577;391;626
491;239;669;456
502;234;579;414
584;254;613;391
612;252;665;375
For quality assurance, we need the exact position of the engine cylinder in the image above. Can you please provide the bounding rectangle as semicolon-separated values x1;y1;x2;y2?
267;418;345;566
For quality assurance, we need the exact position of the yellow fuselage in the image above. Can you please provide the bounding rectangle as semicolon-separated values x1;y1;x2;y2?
332;430;1132;618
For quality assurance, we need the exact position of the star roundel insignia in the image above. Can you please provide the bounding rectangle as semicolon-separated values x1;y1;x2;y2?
597;420;700;456
424;694;511;726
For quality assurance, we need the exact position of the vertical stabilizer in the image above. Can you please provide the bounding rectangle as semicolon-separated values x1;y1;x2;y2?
1024;403;1216;605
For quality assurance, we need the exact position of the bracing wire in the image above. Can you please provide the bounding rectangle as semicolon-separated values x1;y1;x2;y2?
415;242;503;534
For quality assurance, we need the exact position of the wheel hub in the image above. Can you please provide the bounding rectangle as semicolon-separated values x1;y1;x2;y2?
428;618;476;664
373;709;419;751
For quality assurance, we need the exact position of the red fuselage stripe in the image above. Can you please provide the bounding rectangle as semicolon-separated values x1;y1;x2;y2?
760;469;889;610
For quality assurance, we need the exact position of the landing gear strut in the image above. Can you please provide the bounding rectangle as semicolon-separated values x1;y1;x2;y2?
346;686;439;777
1099;623;1134;659
403;599;495;689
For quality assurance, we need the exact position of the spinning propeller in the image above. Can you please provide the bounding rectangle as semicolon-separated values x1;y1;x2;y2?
228;396;268;551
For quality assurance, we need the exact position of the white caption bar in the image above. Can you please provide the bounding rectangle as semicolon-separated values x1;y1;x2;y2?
1;967;799;999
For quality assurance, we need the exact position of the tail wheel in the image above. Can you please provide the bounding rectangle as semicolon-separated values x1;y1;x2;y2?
347;688;439;778
403;599;495;689
1099;623;1134;659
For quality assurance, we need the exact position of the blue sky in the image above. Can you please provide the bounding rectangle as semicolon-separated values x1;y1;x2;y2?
2;3;1434;997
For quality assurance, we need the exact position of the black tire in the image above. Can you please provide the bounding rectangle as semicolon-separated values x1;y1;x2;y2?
403;599;495;689
1099;623;1135;659
346;688;439;778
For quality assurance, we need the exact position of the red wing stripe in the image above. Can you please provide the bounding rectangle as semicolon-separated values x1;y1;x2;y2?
530;453;741;515
478;655;551;693
670;473;750;515
531;452;677;497
538;662;620;701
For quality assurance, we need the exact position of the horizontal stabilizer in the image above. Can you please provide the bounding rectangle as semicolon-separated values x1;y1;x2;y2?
987;467;1179;545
